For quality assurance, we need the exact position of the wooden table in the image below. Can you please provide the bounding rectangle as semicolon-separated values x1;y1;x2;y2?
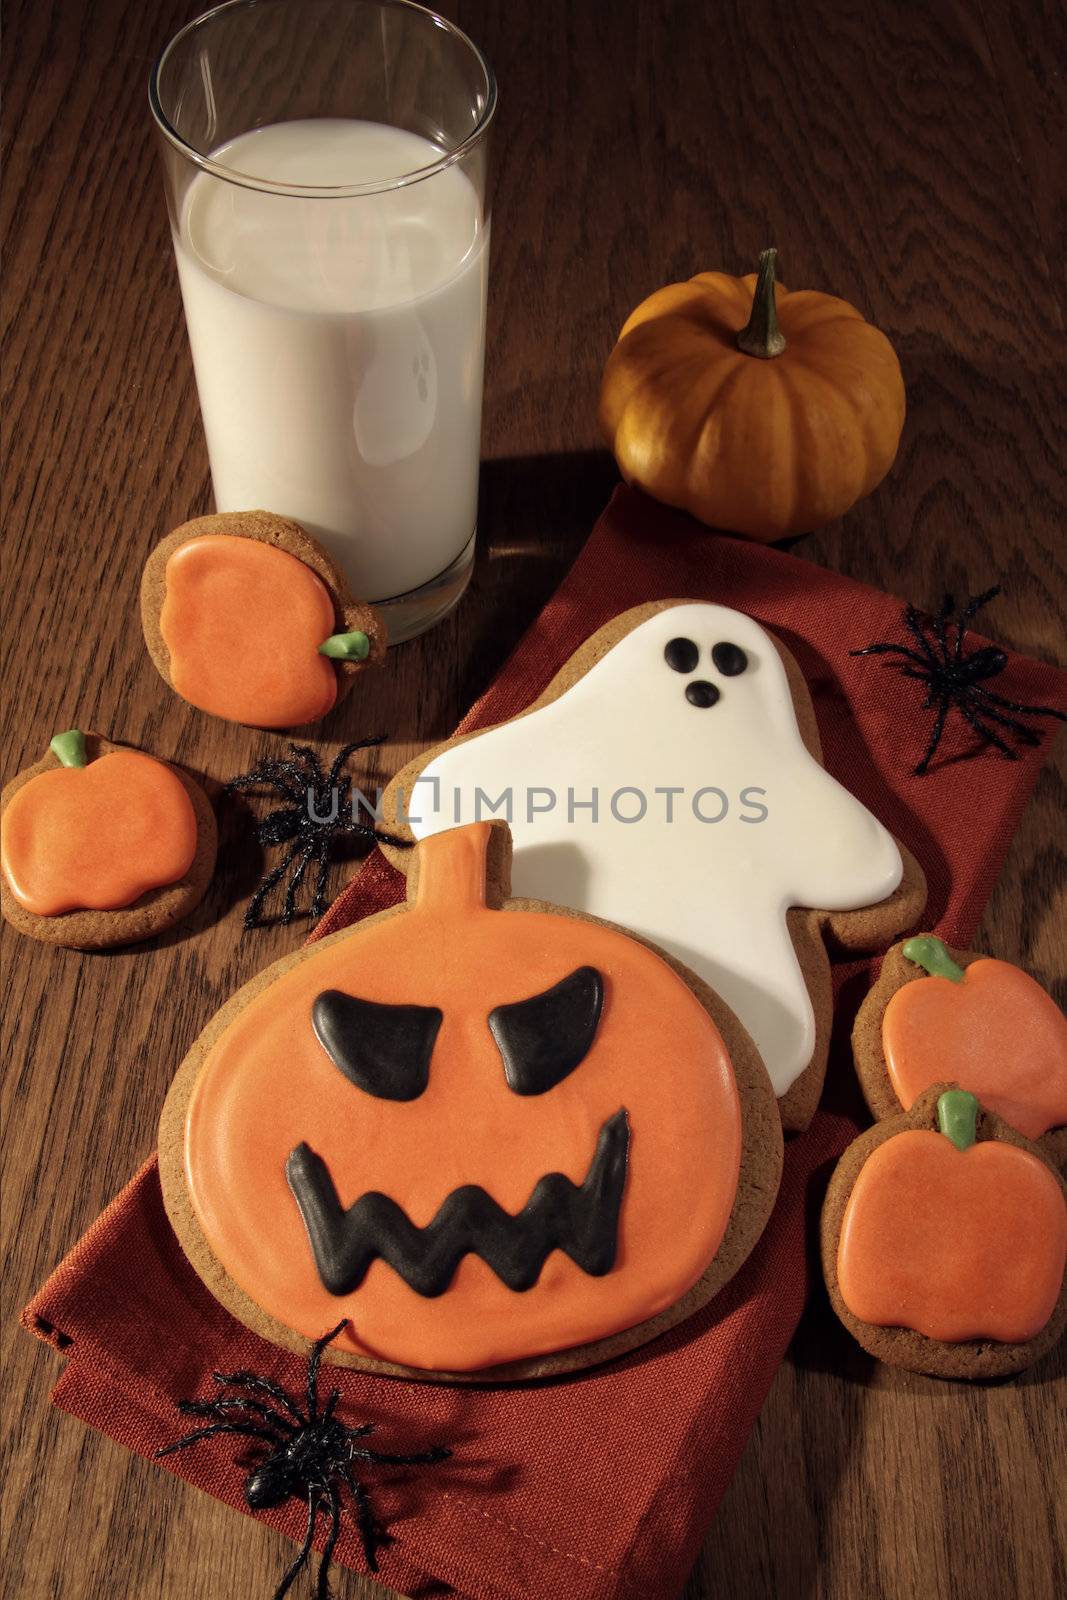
3;3;1065;1596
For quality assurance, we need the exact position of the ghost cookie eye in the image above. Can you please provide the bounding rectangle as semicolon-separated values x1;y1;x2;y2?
664;637;699;673
711;642;748;676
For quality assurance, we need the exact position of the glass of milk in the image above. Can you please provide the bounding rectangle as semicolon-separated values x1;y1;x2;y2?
150;0;495;642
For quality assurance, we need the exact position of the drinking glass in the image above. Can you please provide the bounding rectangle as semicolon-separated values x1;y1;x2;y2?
150;0;495;642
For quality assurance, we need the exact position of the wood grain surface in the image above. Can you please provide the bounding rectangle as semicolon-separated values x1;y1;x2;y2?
2;2;1065;1597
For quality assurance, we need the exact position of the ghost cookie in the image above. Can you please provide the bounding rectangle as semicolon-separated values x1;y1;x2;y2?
141;511;386;729
822;1086;1067;1378
380;600;927;1131
854;935;1067;1164
1;729;216;948
159;820;783;1380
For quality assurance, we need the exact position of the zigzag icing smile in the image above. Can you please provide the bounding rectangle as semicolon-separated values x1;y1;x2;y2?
286;1108;631;1298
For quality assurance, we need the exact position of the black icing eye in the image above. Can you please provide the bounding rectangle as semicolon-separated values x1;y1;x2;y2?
685;681;720;708
312;990;442;1102
664;637;699;674
712;641;748;676
488;967;604;1095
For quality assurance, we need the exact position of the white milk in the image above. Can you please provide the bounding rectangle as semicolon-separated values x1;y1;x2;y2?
174;120;488;602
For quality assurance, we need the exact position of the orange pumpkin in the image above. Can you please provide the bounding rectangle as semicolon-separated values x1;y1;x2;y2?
837;1089;1067;1345
0;729;198;915
882;936;1067;1141
598;248;905;541
160;822;773;1377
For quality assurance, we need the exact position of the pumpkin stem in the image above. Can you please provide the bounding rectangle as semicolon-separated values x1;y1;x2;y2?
411;822;492;914
903;935;966;984
937;1089;978;1150
736;249;786;359
319;630;370;662
50;729;88;768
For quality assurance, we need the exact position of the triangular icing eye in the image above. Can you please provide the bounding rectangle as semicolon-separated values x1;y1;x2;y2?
488;967;604;1095
312;990;443;1102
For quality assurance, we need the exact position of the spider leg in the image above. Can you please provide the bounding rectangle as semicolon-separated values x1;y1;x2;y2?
957;702;1021;759
316;1485;343;1600
288;744;324;783
957;586;1001;629
307;1322;348;1421
245;840;304;929
949;587;1000;667
340;1465;383;1572
211;1371;306;1427
155;1420;282;1457
281;840;316;924
321;1389;341;1424
960;699;1043;745
971;686;1067;721
850;642;933;667
177;1396;294;1435
228;763;307;807
342;1423;375;1442
373;828;415;850
901;608;943;671
914;697;951;776
931;609;952;670
327;735;386;792
308;842;334;925
274;1490;319;1600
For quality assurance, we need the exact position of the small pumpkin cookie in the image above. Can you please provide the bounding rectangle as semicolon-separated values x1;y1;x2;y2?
379;599;927;1133
141;511;386;729
854;935;1067;1164
159;820;783;1382
1;729;216;948
822;1086;1067;1379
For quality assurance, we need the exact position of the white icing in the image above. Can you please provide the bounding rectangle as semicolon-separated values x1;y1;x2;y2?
409;604;903;1096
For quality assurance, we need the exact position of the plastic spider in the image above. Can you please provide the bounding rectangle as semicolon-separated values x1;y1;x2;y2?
227;738;410;928
156;1320;451;1598
852;586;1065;775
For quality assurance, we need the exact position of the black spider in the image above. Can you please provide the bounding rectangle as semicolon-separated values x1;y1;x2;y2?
156;1320;451;1598
852;586;1065;774
227;738;410;928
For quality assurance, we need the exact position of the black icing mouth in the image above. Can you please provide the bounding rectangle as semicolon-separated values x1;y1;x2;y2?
286;1108;630;1298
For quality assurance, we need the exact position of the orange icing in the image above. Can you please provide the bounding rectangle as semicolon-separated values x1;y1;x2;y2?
883;959;1067;1139
184;823;743;1372
160;535;339;727
837;1130;1067;1343
1;751;198;915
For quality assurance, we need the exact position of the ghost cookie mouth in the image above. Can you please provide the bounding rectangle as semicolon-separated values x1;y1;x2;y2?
286;1107;631;1298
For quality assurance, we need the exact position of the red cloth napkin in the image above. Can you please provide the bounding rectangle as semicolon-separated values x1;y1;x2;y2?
23;487;1067;1600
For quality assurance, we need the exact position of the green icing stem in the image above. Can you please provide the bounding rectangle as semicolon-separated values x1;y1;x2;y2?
903;934;965;984
319;630;370;662
937;1089;978;1151
49;729;88;768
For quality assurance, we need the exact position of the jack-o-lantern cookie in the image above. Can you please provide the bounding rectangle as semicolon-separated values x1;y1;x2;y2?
822;1086;1067;1378
380;600;926;1132
1;729;216;948
141;511;386;729
160;820;783;1380
854;935;1067;1163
